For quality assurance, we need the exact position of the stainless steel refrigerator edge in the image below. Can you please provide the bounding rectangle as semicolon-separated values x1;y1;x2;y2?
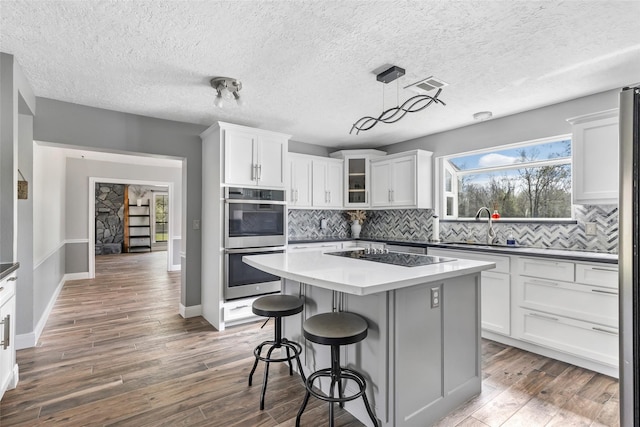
619;85;639;427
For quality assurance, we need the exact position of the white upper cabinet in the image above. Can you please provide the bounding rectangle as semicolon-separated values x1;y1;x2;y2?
370;150;433;209
288;154;343;209
288;154;313;207
312;158;343;208
330;149;387;208
568;109;619;204
223;124;289;188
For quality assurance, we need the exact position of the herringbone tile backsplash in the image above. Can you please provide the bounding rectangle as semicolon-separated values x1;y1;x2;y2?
288;205;618;253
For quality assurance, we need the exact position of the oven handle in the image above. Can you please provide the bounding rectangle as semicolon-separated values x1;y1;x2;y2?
224;246;286;254
224;199;287;205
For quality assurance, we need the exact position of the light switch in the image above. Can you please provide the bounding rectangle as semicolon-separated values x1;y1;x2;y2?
193;219;200;230
585;222;597;236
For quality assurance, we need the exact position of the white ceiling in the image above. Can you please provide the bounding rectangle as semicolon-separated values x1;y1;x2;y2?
2;1;639;148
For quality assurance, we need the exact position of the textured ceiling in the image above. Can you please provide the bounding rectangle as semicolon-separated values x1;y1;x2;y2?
2;1;639;148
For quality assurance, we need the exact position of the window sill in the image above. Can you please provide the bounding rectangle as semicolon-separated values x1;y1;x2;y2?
440;218;578;225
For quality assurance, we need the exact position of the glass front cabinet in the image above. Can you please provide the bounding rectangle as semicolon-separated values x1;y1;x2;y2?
330;149;386;208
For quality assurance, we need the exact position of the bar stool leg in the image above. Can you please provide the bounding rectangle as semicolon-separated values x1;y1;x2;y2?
248;342;263;386
295;383;313;427
260;345;277;410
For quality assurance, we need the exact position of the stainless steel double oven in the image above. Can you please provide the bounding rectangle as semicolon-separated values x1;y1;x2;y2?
224;187;286;300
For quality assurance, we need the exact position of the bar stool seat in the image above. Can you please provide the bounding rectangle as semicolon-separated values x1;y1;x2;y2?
248;294;305;410
296;312;379;427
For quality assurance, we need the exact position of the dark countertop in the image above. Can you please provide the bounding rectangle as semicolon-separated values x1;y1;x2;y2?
0;262;20;281
288;238;618;265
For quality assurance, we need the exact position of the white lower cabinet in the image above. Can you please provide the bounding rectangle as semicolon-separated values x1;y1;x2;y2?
519;308;618;368
514;257;619;376
287;241;346;253
428;248;619;377
1;272;18;401
428;248;511;336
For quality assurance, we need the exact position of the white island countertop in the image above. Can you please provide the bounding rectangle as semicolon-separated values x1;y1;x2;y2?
243;250;495;296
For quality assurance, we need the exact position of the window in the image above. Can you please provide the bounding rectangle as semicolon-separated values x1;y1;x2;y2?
154;193;169;242
441;137;572;220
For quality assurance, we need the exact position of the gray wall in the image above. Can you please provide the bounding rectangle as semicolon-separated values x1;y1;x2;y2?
16;114;34;336
380;89;620;157
34;98;206;307
289;139;331;156
1;53;36;263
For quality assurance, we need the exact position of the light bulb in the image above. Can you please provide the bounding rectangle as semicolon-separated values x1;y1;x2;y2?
213;90;224;108
233;91;244;107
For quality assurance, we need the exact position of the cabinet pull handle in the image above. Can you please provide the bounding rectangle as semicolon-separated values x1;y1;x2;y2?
230;305;249;311
391;189;394;202
1;314;9;349
8;277;17;282
529;279;558;287
591;267;617;272
258;164;262;181
529;312;559;322
591;289;618;295
592;326;617;335
251;164;256;181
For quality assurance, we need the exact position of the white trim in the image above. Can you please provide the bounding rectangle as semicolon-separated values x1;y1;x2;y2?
15;272;68;350
89;177;175;278
64;272;90;280
179;304;202;318
65;238;89;244
169;263;181;272
33;240;66;270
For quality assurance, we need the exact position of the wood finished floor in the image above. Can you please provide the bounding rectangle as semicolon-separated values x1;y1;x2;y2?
0;252;619;426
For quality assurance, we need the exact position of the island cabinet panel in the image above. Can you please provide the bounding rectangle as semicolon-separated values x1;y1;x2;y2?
395;274;481;427
282;273;482;427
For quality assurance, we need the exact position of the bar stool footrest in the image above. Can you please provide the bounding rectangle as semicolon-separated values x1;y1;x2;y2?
305;368;368;403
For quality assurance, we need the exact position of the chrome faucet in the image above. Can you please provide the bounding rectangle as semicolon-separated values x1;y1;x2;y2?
475;207;498;244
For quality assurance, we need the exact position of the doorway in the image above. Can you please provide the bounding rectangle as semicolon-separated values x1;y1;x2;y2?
88;177;175;278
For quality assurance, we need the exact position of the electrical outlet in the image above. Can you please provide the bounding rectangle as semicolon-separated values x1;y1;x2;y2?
430;287;440;309
193;219;200;230
585;222;597;236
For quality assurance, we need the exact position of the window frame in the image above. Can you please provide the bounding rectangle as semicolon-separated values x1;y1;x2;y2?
438;134;574;221
152;192;169;243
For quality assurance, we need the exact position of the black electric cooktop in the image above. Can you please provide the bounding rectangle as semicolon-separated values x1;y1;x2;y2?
327;250;456;267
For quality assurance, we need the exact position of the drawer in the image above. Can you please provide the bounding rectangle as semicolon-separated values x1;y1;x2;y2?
518;257;574;282
575;263;618;289
288;243;342;252
429;249;510;274
224;298;257;322
520;309;618;367
0;275;17;307
518;276;618;327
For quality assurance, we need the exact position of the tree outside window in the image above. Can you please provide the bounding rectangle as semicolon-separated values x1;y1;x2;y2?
154;194;169;242
444;138;572;219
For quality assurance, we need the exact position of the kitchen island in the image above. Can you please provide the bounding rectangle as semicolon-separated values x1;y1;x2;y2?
244;250;495;427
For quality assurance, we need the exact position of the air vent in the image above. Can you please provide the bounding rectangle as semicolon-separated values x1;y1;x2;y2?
405;76;449;94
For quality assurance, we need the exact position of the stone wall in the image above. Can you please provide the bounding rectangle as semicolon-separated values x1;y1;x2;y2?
95;183;125;255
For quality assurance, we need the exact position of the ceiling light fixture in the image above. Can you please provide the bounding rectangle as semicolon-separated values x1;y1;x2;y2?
350;66;447;135
210;77;243;108
473;111;493;121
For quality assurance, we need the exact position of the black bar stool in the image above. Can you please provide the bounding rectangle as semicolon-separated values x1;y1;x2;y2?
248;294;306;410
296;311;379;427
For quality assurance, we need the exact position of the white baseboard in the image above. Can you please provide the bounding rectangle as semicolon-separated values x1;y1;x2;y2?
169;264;181;272
180;304;202;318
64;272;90;281
15;272;74;350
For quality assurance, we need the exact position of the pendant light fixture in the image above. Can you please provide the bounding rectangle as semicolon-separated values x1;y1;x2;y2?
210;77;243;108
350;66;447;135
